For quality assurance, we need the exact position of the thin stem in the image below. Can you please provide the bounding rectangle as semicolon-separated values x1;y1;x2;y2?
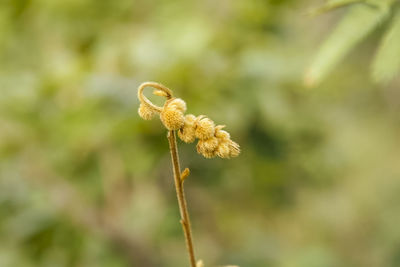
167;130;197;267
138;82;173;112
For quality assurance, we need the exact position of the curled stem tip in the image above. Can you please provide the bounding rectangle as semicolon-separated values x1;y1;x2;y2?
137;82;173;113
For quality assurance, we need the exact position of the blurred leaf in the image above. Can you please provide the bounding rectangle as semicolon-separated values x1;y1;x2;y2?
326;0;363;6
309;0;365;16
305;4;389;87
372;10;400;83
308;0;393;16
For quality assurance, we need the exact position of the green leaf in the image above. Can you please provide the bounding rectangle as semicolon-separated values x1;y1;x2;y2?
309;0;365;16
372;10;400;83
305;4;390;87
308;0;391;16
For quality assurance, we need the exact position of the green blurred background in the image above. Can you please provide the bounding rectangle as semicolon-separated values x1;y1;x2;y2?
1;0;400;266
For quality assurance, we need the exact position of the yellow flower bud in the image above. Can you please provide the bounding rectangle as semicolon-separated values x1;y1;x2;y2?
178;114;197;143
169;98;187;113
160;108;185;130
160;99;185;130
215;125;230;141
228;140;240;157
216;140;230;158
199;137;219;152
195;116;215;140
196;137;219;158
138;103;156;120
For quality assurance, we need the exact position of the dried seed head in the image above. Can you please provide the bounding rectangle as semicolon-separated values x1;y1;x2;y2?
138;103;157;120
178;114;197;143
195;116;215;140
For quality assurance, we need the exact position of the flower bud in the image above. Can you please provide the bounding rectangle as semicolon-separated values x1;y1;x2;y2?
178;114;197;143
138;103;156;120
215;126;230;141
160;109;185;130
198;137;218;152
196;137;219;158
228;140;240;157
195;116;215;140
216;140;230;158
160;99;185;130
169;98;187;113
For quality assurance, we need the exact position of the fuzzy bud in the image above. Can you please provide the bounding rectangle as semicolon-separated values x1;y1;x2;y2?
169;98;187;113
198;137;219;152
228;140;240;157
160;99;185;130
195;116;215;140
160;109;185;130
215;125;230;141
196;138;218;158
216;140;231;158
138;103;156;120
178;114;197;143
214;125;240;158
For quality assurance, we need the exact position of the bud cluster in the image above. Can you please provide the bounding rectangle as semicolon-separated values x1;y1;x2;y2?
138;96;240;159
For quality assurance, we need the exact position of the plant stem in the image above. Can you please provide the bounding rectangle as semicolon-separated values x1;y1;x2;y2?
167;130;197;267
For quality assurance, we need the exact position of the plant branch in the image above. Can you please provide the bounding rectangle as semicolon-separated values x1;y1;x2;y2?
137;82;173;112
167;130;197;267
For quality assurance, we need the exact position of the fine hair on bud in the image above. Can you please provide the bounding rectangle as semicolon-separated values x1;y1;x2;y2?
160;108;185;130
216;141;230;158
169;98;187;113
138;103;157;120
196;137;219;158
160;99;185;130
195;116;215;140
178;114;197;143
215;125;230;141
197;137;219;152
228;140;240;157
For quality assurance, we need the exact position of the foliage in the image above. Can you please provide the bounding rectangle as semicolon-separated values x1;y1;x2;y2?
307;0;400;85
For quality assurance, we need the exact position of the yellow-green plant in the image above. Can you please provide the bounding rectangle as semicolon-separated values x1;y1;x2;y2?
138;82;240;267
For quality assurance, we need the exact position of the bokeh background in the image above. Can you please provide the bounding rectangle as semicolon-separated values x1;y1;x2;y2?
1;0;400;266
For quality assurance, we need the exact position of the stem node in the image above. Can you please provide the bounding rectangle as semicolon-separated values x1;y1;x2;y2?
181;168;190;183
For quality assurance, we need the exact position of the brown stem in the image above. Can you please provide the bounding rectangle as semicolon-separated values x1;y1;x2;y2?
167;130;197;267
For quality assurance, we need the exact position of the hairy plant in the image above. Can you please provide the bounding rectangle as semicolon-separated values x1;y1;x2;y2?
138;82;240;267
